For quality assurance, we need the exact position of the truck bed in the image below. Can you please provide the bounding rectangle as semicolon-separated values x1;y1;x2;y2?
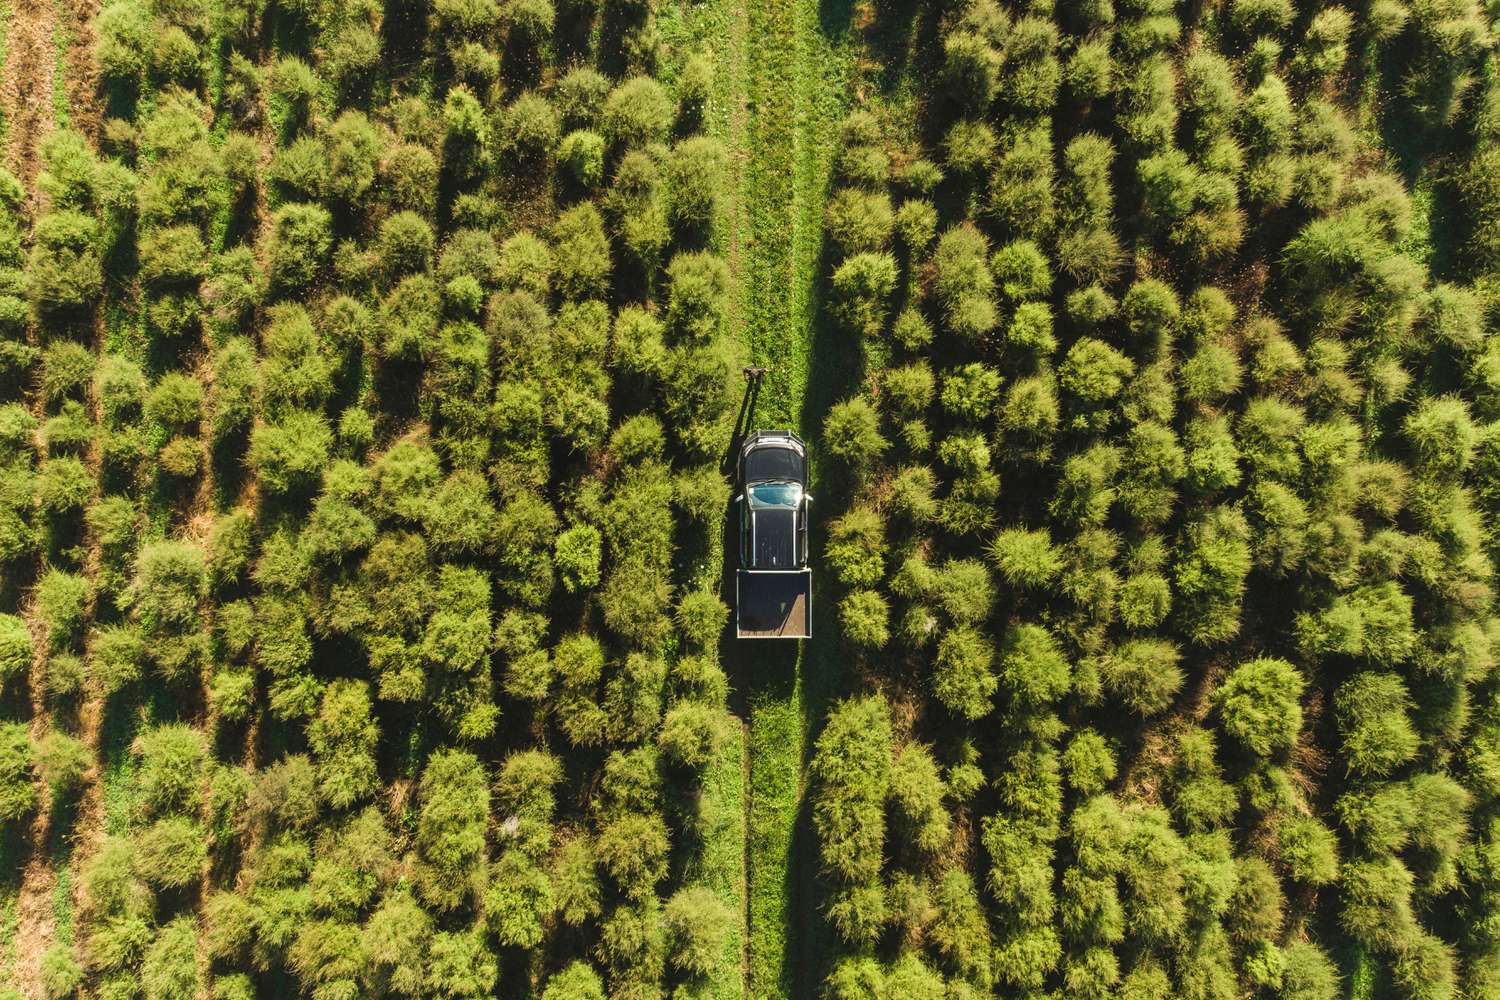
737;569;811;638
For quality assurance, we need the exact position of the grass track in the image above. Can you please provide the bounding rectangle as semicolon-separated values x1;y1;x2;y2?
721;0;863;991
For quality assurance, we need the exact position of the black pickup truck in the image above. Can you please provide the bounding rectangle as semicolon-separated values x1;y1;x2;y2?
735;430;812;638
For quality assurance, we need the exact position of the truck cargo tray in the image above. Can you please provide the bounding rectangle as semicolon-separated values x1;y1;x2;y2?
737;569;811;638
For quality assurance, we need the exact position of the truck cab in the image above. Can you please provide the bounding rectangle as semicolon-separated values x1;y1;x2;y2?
735;430;812;638
738;431;810;571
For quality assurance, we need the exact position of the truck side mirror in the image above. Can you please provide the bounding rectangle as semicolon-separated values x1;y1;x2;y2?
805;495;813;503
733;494;743;502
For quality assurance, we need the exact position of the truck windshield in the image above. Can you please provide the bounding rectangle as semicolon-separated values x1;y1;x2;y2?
749;484;799;508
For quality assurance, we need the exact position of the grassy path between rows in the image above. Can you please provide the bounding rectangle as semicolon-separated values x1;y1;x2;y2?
702;0;860;990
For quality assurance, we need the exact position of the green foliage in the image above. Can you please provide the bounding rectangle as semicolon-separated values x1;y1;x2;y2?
34;731;90;797
415;749;489;910
0;614;33;686
263;203;333;293
1213;658;1304;755
1336;672;1419;777
1102;638;1183;713
143;916;199;1000
135;816;208;887
248;410;332;494
604;77;672;148
664;886;732;976
138;724;204;815
824;398;888;468
308;679;378;808
811;696;892;882
0;722;34;822
40;943;83;1000
934;627;996;719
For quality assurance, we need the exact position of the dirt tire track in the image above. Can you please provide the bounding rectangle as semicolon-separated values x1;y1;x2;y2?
1;0;58;186
59;0;101;143
13;612;57;1000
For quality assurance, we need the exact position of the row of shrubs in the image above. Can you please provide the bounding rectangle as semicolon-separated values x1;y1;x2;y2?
801;0;1500;995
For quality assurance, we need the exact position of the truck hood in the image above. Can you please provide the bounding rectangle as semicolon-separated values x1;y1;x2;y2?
753;508;796;567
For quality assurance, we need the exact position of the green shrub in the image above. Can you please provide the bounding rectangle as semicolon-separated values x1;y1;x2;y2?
0;615;31;687
143;371;204;431
135;816;208;887
556;67;611;131
1336;672;1419;777
503;92;558;161
823;398;888;468
998;623;1071;707
658;886;732;977
894;198;938;251
40;401;92;456
34;570;86;651
887;466;939;522
553;203;611;300
142;915;199;1000
1101;637;1182;713
307;679;378;809
385;143;440;215
263;203;333;293
603;77;672;148
433;0;499;35
88;625;144;695
40;943;83;1000
888;743;949;855
33;730;89;797
1061;729;1117;795
934;627;996;719
558;130;606;187
1173;506;1252;645
840;590;889;648
36;455;94;512
676;587;726;647
210;337;256;432
507;0;555;38
823;187;894;256
944;120;997;176
550;839;602;927
667;136;727;230
270;136;325;199
661;252;730;346
92;356;143;425
134;540;204;628
830;253;898;338
39;342;93;402
96;1;154;79
415;749;489;911
943;32;1002;113
811;696;891;882
985;527;1062;590
377;210;435;278
1340;855;1419;952
161;438;199;478
248;410;332;494
1213;658;1303;756
138;724;204;815
0;722;33;822
657;701;723;767
27;211;104;320
542;961;606;1000
1404;396;1476;481
271;54;319;115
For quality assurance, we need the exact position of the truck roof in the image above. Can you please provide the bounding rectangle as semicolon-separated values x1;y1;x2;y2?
753;508;797;567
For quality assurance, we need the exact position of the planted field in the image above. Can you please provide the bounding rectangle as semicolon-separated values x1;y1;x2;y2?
2;0;1500;998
